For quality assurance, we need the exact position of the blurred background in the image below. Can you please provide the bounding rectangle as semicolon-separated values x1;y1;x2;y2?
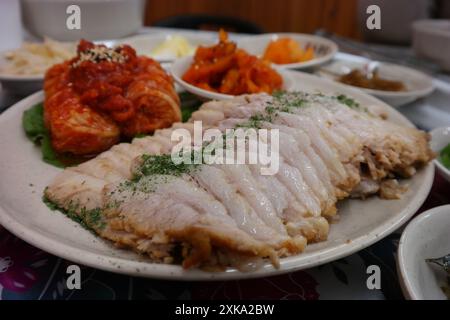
143;0;448;44
145;0;362;37
0;0;447;47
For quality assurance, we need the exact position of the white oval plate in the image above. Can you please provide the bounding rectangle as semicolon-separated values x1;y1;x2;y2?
398;205;450;300
430;126;450;183
236;33;338;70
316;53;435;107
0;72;434;280
171;56;293;100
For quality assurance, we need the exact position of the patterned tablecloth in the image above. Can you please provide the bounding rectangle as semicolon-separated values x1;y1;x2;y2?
0;171;448;300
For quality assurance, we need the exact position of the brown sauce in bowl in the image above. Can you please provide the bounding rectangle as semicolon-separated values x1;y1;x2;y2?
339;69;406;92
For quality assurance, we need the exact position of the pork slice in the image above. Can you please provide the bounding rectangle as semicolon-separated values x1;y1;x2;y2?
193;165;306;254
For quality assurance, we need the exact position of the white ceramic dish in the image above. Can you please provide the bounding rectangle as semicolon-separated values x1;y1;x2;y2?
21;0;145;41
413;19;450;72
398;205;450;300
236;33;338;70
0;74;43;96
316;53;434;108
0;72;434;280
0;53;44;95
430;126;450;183
116;33;216;63
171;56;294;100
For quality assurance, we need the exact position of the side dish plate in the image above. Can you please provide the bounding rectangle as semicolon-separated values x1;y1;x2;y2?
236;33;338;70
316;53;434;107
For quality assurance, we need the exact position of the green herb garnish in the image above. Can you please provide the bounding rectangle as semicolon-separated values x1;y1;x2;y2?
335;94;370;113
336;94;359;108
43;191;59;211
272;91;307;110
135;154;199;179
113;153;200;195
237;92;309;128
43;194;106;231
237;113;273;129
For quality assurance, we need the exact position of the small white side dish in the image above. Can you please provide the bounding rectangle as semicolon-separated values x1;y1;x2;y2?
21;0;145;41
0;54;43;95
0;74;43;96
398;205;450;300
430;126;450;183
236;33;338;70
171;56;293;101
116;33;216;63
316;53;434;108
413;20;450;72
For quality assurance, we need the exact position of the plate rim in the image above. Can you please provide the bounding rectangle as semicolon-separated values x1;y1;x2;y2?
171;55;235;100
0;73;435;281
236;32;339;70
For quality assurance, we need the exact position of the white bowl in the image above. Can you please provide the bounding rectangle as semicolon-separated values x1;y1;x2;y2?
430;126;450;183
0;53;43;95
236;33;338;70
171;56;293;101
316;53;434;107
21;0;145;41
398;205;450;300
413;20;450;72
0;74;43;96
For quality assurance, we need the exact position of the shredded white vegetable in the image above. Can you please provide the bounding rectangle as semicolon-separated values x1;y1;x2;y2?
1;37;76;75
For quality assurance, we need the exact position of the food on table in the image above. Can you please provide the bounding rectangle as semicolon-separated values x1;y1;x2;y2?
182;30;283;95
44;91;433;270
338;69;406;91
43;40;180;156
262;37;315;64
23;93;202;168
150;35;196;60
439;143;450;169
23;103;74;168
426;254;450;299
1;38;76;75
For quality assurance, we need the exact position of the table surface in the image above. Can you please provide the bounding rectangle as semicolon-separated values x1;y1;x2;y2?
0;28;449;300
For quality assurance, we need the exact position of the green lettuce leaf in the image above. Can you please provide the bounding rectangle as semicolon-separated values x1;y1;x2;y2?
22;103;64;168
